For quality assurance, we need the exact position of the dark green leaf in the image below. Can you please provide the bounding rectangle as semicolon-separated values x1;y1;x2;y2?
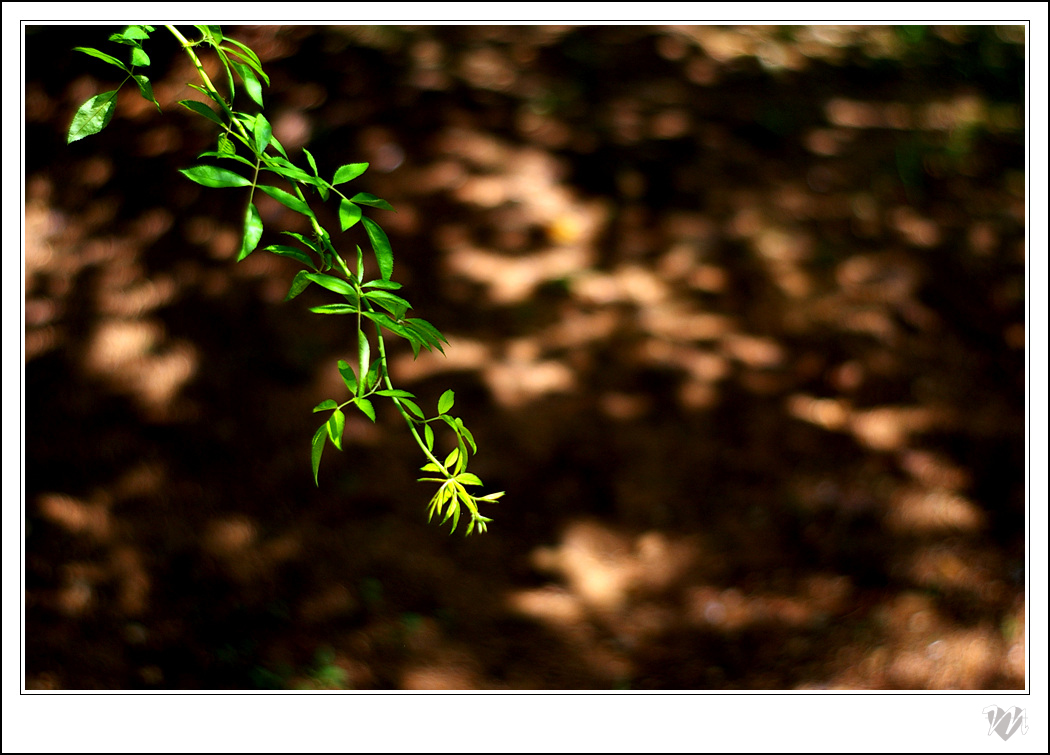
222;38;270;85
263;244;316;269
351;192;395;211
67;91;118;143
73;47;129;72
284;269;313;301
326;409;345;451
364;360;381;393
333;163;369;185
311;423;326;486
253;112;272;155
197;150;255;168
238;203;263;261
339;198;362;231
178;99;225;125
337;360;358;395
304;272;355;296
362;217;393;281
179;165;251;188
257;185;313;217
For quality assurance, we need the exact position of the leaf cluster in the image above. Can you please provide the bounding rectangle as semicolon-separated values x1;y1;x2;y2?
67;25;503;535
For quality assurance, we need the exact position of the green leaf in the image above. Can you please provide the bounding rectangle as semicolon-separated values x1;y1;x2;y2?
363;311;415;341
257;185;314;217
309;303;358;315
339;198;362;231
455;418;477;454
179;165;251;188
216;133;236;156
73;47;129;72
261;155;316;185
130;45;150;68
420;461;442;473
424;424;435;452
221;38;269;85
311;423;327;486
438;389;455;415
351;192;395;211
455;473;484;487
358;329;371;388
284;269;313;301
263;244;316;269
231;60;264;107
333;163;369;185
362;279;402;290
361;217;393;281
326;409;345;451
337;360;358;395
375;389;415;399
67;91;118;144
178;99;226;126
313;399;339;412
355;245;365;282
253;112;272;155
122;25;151;40
363;290;412;318
354;398;376;422
131;75;160;110
364;361;381;393
238;203;263;261
304;272;356;296
444;446;460;471
400;399;425;420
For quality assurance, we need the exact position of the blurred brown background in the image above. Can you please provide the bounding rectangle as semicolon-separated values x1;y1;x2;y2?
24;24;1026;689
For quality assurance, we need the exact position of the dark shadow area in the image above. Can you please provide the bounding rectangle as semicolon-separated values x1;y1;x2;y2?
24;24;1025;689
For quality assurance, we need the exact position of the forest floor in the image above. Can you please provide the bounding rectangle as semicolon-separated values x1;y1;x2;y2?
23;25;1026;690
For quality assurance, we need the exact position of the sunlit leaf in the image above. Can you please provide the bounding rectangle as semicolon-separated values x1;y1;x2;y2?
304;272;355;296
424;424;435;452
438;389;455;415
354;398;376;422
333;162;369;185
132;75;160;110
67;91;118;143
237;202;263;261
311;423;326;486
179;165;251;188
130;45;150;67
231;60;263;107
263;244;316;269
339;198;362;231
455;473;483;486
309;303;358;314
361;217;393;281
337;360;358;395
313;399;339;412
257;184;313;217
444;446;460;470
253;112;272;155
327;409;345;451
73;47;129;72
178;99;225;126
350;192;395;211
362;279;402;290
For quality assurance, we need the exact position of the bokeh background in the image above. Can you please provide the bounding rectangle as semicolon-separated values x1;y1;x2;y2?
24;24;1026;690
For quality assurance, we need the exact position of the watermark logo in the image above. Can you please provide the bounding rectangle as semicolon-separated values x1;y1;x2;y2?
983;706;1028;741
